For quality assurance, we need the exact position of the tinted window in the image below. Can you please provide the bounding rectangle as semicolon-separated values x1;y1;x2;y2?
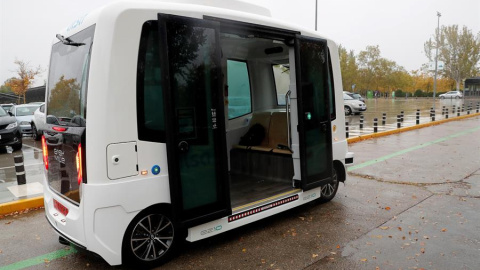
227;60;252;119
327;53;336;120
45;25;94;205
137;21;166;142
47;26;93;127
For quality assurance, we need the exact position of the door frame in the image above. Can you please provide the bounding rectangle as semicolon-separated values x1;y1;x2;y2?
294;34;334;191
158;13;231;227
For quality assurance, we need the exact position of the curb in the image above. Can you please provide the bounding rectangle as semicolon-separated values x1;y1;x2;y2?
347;112;480;144
1;112;479;216
0;196;44;216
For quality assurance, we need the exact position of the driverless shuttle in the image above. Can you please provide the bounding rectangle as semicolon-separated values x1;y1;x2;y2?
43;0;354;266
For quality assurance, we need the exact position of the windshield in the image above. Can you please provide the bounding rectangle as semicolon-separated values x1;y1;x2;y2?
45;25;94;205
343;93;353;100
15;106;38;116
0;106;7;116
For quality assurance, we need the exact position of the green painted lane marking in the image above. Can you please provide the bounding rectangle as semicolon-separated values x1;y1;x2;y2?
348;125;480;172
0;247;77;270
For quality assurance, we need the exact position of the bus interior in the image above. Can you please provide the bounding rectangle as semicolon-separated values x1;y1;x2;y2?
221;31;297;210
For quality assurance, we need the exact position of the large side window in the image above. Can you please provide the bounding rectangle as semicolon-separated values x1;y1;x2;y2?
227;60;252;119
137;21;166;142
272;64;290;105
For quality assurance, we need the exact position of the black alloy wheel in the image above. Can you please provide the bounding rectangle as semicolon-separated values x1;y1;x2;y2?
123;210;179;267
319;167;339;203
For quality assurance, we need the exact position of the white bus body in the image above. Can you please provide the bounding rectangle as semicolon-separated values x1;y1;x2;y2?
43;0;353;266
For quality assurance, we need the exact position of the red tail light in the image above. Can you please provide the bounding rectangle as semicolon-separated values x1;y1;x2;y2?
52;126;67;132
41;135;48;170
76;143;83;185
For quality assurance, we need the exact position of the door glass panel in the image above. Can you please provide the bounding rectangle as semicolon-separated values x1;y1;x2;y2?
165;19;219;210
297;37;332;189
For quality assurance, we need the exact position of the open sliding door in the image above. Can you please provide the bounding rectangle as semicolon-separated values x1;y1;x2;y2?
295;35;333;191
158;14;231;227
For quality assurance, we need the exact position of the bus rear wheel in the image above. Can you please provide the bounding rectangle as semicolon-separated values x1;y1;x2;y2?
123;210;179;267
318;167;339;203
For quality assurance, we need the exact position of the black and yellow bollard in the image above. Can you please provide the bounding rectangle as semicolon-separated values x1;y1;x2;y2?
373;118;378;133
397;115;401;128
416;109;420;125
382;113;386;125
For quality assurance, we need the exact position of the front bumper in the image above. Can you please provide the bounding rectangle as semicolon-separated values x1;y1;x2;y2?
19;124;33;135
0;127;21;146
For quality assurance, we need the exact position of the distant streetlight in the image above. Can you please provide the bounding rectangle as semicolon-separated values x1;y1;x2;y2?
433;11;441;110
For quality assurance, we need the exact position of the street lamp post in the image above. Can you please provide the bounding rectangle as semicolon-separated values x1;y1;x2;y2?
433;11;441;110
315;0;318;31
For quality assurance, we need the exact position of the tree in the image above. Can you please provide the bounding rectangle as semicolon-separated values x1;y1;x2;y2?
4;60;43;104
357;45;381;91
0;82;13;93
338;45;358;92
425;25;480;90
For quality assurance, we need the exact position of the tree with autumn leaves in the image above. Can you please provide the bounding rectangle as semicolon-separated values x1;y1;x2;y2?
339;24;479;96
4;60;43;104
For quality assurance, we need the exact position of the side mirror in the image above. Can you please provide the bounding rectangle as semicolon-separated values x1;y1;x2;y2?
8;112;13;116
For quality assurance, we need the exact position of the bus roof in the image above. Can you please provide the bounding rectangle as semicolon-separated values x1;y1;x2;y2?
54;0;335;45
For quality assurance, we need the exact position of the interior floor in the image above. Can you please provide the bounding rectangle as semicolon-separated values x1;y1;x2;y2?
229;173;295;210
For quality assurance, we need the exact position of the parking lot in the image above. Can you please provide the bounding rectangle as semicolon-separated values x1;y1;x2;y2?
1;115;479;269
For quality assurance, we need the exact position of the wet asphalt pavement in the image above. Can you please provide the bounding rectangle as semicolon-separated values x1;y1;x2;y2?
1;115;480;270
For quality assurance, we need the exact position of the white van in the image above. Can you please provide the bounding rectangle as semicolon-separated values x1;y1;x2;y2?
43;0;353;267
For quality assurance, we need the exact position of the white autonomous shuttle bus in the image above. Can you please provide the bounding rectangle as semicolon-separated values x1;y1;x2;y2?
43;0;354;266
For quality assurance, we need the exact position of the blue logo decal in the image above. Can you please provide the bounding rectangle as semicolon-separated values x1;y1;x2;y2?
152;165;161;175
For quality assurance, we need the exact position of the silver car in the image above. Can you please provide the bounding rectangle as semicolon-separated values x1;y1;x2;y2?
11;104;41;135
344;93;367;115
439;91;462;99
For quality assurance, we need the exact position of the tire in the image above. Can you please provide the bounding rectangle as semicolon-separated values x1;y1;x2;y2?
123;209;179;268
455;96;460;99
12;133;22;151
32;123;41;141
318;167;339;203
440;96;445;99
344;106;352;115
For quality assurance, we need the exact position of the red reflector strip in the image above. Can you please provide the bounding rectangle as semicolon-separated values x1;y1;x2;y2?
41;135;48;170
228;195;299;222
53;199;69;216
52;126;67;132
76;144;83;185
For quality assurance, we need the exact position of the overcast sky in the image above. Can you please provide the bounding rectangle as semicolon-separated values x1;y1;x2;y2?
1;0;479;87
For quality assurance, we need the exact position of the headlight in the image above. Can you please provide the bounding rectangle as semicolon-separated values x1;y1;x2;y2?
20;121;30;126
6;122;18;129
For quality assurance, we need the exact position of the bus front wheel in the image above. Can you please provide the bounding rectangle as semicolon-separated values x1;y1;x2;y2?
123;209;179;267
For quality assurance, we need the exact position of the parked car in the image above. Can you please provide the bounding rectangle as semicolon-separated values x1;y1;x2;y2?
344;93;367;115
31;103;46;141
439;91;462;99
0;103;15;113
0;106;22;151
11;104;42;135
344;91;365;102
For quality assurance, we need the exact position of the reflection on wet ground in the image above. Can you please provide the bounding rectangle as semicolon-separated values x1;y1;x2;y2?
0;138;44;203
345;97;480;137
